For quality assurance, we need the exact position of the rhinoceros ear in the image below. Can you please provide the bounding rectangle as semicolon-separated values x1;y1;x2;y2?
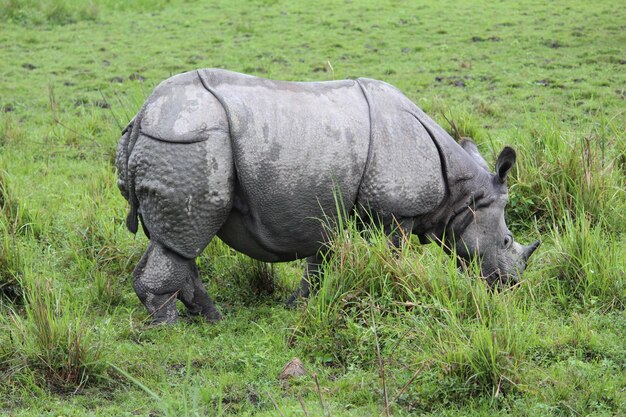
460;138;489;171
495;146;516;183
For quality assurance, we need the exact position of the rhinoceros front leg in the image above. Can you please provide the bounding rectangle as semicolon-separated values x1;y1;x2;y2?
386;217;415;251
177;263;222;323
133;240;221;324
285;250;327;307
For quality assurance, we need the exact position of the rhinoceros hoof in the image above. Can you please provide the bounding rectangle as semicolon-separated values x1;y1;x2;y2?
203;308;223;323
149;314;179;326
284;296;296;309
285;294;308;310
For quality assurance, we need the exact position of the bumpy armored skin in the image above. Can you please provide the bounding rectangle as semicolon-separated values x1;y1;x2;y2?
116;69;539;323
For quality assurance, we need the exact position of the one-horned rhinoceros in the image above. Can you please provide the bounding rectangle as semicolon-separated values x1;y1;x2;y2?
115;68;540;324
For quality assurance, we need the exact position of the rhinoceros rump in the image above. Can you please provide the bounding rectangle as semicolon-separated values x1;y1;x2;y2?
116;69;539;324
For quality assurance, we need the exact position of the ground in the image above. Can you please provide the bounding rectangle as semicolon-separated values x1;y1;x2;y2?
0;0;624;416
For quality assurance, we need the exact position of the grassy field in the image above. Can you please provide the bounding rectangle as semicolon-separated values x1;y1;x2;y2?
1;0;624;415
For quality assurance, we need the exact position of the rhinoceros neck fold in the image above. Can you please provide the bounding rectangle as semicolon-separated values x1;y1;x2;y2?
398;103;491;244
353;78;447;218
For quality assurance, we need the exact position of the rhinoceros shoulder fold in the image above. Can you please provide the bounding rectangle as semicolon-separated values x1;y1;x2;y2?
354;78;446;217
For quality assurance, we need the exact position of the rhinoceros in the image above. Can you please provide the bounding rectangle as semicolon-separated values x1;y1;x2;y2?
115;68;539;324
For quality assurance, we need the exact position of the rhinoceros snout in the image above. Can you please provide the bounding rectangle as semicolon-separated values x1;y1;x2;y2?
497;239;540;287
486;240;540;288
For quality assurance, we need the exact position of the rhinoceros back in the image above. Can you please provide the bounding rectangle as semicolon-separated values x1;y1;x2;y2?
197;69;371;259
120;69;447;261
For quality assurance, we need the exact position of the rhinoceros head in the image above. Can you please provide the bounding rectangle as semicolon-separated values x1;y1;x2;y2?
449;141;540;286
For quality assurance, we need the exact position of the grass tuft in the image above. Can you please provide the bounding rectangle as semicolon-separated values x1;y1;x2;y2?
0;113;27;146
0;229;23;303
0;171;40;238
442;111;487;143
230;257;277;299
510;117;625;234
0;171;40;302
2;278;107;392
545;211;624;310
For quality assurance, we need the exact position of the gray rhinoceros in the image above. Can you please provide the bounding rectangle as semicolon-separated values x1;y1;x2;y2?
115;68;539;324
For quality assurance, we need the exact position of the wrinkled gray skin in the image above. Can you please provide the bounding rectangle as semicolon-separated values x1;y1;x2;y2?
115;69;540;324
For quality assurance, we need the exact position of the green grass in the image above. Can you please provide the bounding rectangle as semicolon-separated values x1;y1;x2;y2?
1;0;624;415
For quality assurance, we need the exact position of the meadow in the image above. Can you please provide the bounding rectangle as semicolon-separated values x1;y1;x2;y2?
0;0;624;415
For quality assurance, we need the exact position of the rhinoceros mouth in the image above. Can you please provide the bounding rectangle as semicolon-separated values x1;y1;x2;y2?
484;268;520;289
496;275;518;288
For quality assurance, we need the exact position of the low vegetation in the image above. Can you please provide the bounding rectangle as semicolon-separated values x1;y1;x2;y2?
1;0;624;415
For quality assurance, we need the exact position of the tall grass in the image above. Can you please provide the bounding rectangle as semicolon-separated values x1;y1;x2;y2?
227;256;278;300
0;0;99;25
0;170;40;238
24;280;94;387
0;227;23;303
0;171;40;302
294;211;538;400
503;115;625;312
1;278;107;391
511;116;625;233
71;166;134;308
545;211;624;310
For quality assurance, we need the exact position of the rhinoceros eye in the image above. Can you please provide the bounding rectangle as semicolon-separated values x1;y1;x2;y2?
503;235;513;249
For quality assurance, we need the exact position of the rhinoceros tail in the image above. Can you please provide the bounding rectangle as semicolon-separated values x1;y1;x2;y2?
116;105;148;236
115;122;131;199
115;119;139;234
126;201;139;234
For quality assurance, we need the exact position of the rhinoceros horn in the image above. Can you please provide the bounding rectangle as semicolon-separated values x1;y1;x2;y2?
523;240;541;262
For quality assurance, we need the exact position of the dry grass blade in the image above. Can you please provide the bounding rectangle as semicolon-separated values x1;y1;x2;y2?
298;394;310;417
370;302;390;417
380;360;431;417
313;373;330;417
144;290;180;325
266;391;286;417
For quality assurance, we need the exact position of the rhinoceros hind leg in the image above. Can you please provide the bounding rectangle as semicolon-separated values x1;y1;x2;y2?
285;250;327;307
133;240;221;324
